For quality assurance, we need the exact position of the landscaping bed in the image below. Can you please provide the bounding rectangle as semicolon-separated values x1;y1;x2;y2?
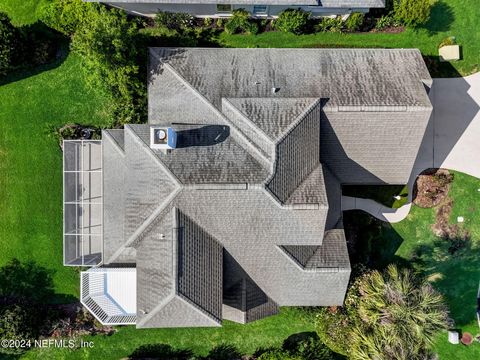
413;168;454;208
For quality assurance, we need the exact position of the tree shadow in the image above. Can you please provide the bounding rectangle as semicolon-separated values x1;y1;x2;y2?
345;206;480;327
422;1;455;34
202;344;242;360
129;343;194;360
343;210;409;272
0;21;69;86
409;239;480;326
0;258;76;305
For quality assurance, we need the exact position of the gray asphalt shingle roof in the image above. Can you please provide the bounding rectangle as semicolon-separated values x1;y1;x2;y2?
149;48;431;111
99;47;432;327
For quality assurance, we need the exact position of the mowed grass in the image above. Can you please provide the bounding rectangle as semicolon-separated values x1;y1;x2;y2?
0;0;50;25
220;0;480;76
391;172;480;359
23;308;314;359
0;54;112;301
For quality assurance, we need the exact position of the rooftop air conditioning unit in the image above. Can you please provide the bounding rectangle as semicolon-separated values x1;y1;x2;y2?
150;127;177;150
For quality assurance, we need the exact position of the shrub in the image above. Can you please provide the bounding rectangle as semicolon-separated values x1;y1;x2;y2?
72;6;146;124
0;304;42;355
375;15;399;30
216;18;225;28
224;9;258;35
203;17;213;27
345;12;364;32
439;36;456;48
0;12;17;76
393;0;432;27
286;336;339;360
154;11;194;31
40;0;96;36
315;16;343;33
257;349;302;360
275;8;311;35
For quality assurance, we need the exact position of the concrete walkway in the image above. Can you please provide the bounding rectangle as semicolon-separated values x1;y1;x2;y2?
342;72;480;222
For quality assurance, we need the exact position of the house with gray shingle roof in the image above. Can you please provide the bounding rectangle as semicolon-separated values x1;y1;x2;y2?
63;48;432;327
90;0;385;18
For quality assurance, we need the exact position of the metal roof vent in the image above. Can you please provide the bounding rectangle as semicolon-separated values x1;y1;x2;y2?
271;87;280;94
150;127;177;150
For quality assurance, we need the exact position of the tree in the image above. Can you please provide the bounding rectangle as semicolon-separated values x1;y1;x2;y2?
393;0;432;27
350;265;448;360
0;12;17;76
0;304;41;355
72;6;146;124
40;0;96;36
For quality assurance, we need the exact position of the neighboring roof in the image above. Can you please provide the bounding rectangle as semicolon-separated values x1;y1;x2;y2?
100;0;385;7
149;48;432;113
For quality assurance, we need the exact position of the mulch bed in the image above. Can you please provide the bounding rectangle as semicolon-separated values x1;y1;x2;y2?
413;168;470;253
413;168;454;208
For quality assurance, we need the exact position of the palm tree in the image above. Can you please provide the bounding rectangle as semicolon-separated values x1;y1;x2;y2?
350;265;448;360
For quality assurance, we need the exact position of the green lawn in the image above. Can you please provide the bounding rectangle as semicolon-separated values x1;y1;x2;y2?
0;54;112;301
22;308;315;359
346;171;480;359
0;0;50;25
1;1;480;359
394;172;480;359
220;0;480;77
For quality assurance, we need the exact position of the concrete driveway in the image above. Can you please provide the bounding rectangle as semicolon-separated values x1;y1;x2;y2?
342;72;480;222
416;72;480;178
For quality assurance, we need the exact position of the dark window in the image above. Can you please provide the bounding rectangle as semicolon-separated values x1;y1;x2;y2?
253;5;268;14
216;4;232;13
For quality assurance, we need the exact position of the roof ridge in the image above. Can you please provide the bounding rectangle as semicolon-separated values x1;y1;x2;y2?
223;97;274;142
161;63;272;175
274;98;321;143
103;130;125;157
126;125;182;185
105;128;182;263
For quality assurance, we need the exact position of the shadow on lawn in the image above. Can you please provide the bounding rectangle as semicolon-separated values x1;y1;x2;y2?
0;22;69;87
0;258;76;305
344;210;409;271
423;1;455;34
344;210;480;327
410;239;480;326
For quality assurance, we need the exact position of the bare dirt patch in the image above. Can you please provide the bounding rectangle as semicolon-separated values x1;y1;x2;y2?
413;168;454;208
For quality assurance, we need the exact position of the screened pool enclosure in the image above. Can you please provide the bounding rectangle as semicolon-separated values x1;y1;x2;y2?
63;140;103;266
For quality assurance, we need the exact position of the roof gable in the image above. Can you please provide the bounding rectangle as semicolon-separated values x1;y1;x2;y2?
226;98;320;142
